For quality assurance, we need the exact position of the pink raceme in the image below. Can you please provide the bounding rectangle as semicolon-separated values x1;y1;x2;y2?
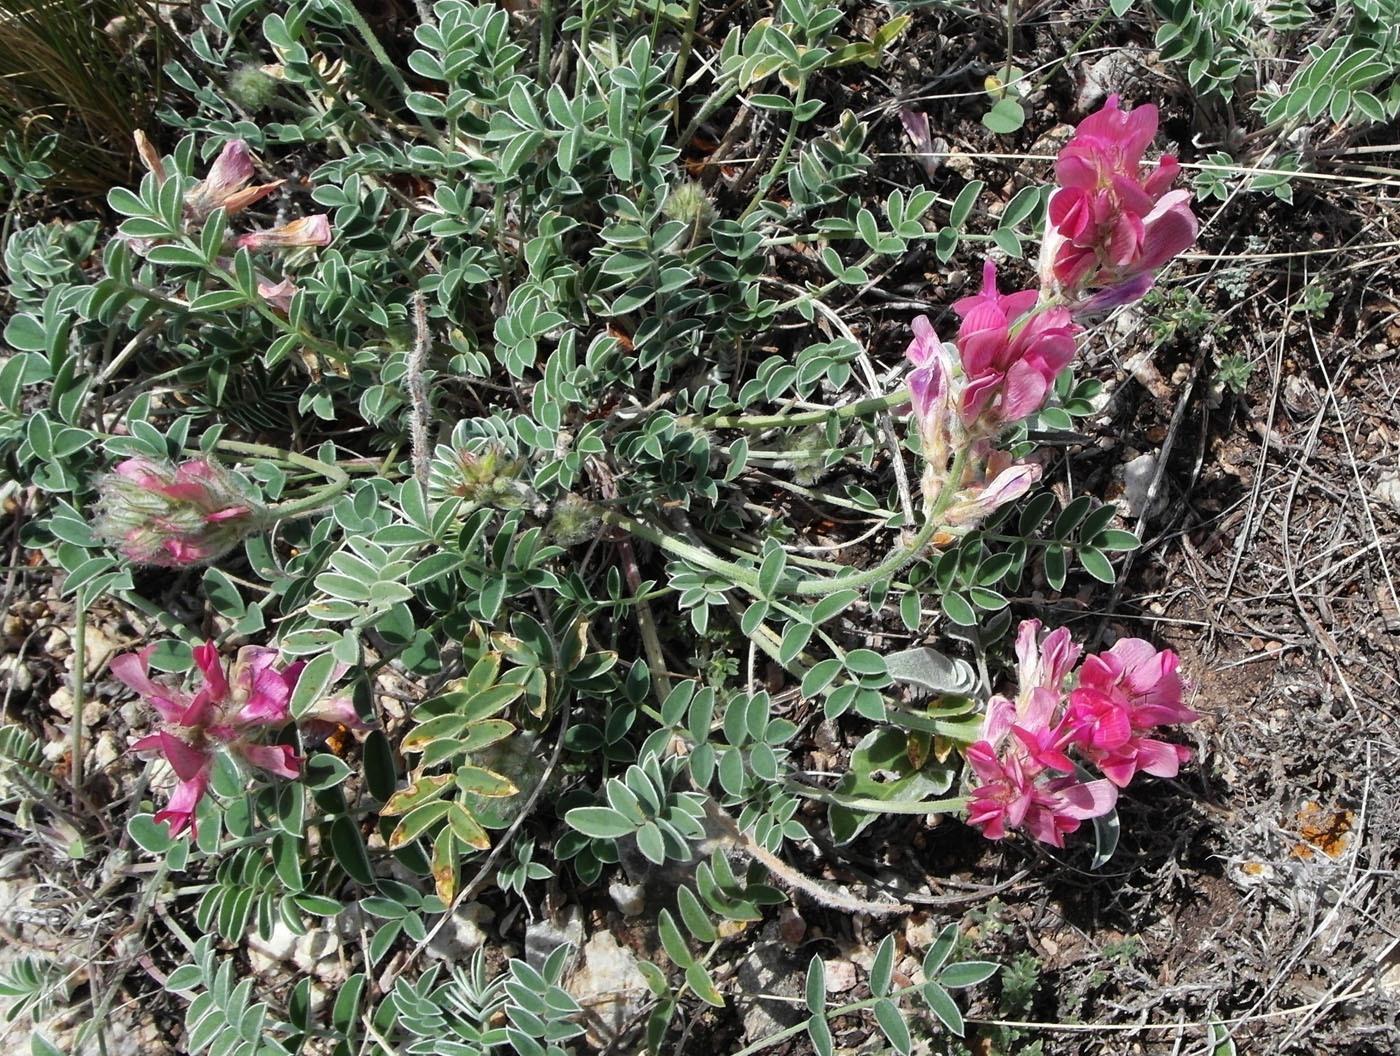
116;641;372;838
963;622;1197;846
965;739;1118;848
1038;95;1197;311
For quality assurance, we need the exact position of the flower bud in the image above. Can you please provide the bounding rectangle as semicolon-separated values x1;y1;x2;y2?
94;457;265;567
429;444;532;510
228;64;281;111
548;493;602;546
662;180;716;245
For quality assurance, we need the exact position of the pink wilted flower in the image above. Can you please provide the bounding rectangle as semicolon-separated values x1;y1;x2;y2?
1067;638;1199;787
116;641;374;838
118;642;302;838
952;259;1079;428
93;457;264;567
905;316;954;477
256;276;297;312
234;214;332;251
183;139;283;221
941;451;1041;527
1038;95;1198;312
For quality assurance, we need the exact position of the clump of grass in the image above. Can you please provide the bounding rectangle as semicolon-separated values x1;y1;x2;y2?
0;0;179;197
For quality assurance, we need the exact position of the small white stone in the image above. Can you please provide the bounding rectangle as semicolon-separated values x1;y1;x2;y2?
823;957;859;994
1374;471;1400;511
247;920;300;976
1120;452;1163;519
93;731;121;771
425;902;494;961
566;930;650;1049
608;879;646;917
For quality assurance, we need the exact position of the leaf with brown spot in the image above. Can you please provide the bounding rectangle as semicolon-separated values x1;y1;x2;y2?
381;773;453;816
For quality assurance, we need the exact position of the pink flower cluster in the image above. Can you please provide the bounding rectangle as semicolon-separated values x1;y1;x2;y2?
129;134;331;312
1037;95;1198;312
116;640;372;838
965;620;1199;846
93;457;263;567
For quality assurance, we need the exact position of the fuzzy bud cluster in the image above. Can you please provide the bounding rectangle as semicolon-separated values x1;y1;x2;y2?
94;457;264;568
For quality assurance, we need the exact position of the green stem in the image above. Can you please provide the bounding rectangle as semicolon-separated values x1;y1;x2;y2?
787;783;969;815
669;0;704;95
1029;6;1110;95
214;440;352;519
537;0;555;86
599;445;968;599
740;78;808;221
678;81;742;154
336;0;441;144
116;589;204;645
780;445;968;597
728;979;941;1056
678;389;906;429
599;506;760;590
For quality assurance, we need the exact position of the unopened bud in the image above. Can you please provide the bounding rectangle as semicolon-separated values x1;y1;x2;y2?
429;444;531;510
548;494;601;546
228;65;281;111
662;180;715;245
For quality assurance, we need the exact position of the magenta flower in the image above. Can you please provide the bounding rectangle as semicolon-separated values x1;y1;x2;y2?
93;457;264;567
1038;95;1198;311
1013;619;1082;701
952;260;1078;427
1067;638;1199;787
117;641;304;838
234;214;332;251
965;739;1117;847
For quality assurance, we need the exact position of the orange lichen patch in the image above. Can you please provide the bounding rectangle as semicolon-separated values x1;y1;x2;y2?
1289;801;1355;860
1239;861;1269;876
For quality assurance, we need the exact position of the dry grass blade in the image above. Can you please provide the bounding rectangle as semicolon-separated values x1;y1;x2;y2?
0;0;178;195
